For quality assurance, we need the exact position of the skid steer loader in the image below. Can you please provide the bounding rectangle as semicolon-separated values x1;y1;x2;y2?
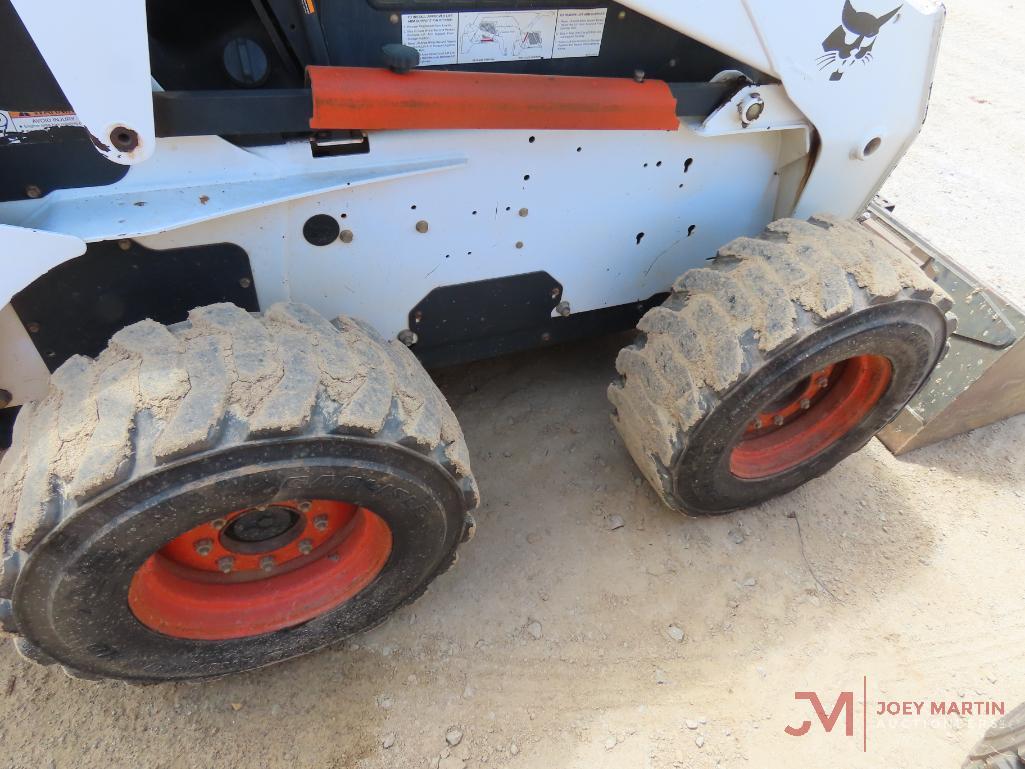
0;0;1019;683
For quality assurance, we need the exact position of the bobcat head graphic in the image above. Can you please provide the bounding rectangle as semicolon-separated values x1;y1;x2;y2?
818;0;902;81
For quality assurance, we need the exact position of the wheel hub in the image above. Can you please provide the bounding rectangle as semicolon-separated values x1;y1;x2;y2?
127;499;393;640
730;355;893;480
221;505;303;553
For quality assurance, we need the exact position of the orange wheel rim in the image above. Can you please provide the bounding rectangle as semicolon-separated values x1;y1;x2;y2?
729;355;893;480
128;499;392;640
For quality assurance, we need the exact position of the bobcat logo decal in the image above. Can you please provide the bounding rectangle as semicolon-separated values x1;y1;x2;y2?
818;0;902;81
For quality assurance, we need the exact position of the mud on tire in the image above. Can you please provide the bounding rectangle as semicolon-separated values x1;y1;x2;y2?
0;302;478;681
609;215;954;514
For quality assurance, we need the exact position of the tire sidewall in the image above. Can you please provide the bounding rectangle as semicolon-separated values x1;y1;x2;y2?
12;436;465;681
672;301;947;514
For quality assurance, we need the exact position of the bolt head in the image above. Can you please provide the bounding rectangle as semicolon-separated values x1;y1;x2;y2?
217;556;235;574
556;301;571;317
518;208;529;217
117;239;132;251
297;500;312;513
633;69;646;83
415;219;429;233
259;556;275;572
298;539;314;555
313;514;329;531
397;329;418;346
800;398;812;410
339;229;354;244
24;185;42;199
194;538;214;556
751;417;762;430
816;377;829;389
239;277;252;288
772;414;785;427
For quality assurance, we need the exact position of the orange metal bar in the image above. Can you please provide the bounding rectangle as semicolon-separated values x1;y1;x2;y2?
308;66;679;131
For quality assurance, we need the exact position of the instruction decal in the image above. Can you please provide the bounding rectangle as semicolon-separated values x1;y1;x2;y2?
401;8;607;67
0;109;81;138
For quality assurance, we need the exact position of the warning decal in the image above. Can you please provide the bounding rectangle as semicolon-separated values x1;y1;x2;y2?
401;8;607;67
0;109;81;137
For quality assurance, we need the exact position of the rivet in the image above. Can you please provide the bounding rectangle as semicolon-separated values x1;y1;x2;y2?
339;229;354;243
217;556;235;574
260;555;275;572
415;220;429;233
194;538;214;556
298;539;313;555
515;241;524;249
313;514;329;531
24;185;42;199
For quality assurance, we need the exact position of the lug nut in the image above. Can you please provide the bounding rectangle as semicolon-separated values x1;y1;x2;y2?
773;415;785;427
298;539;314;555
313;514;329;531
816;377;829;389
751;417;762;430
194;538;214;556
800;398;812;410
297;500;312;513
217;556;235;574
211;518;227;530
259;556;275;572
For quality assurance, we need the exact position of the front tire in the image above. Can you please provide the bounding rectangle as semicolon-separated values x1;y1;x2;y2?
0;302;477;681
609;215;954;514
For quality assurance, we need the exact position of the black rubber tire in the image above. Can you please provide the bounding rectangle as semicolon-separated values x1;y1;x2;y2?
0;302;478;681
609;215;954;515
964;703;1025;769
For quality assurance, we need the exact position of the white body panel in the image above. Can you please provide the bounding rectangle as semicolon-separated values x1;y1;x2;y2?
11;0;155;165
0;0;945;405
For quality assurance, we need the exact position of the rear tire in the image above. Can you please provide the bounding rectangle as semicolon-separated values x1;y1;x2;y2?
609;215;954;514
0;302;478;681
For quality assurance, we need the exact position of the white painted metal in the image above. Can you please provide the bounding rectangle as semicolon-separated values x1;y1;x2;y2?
0;224;86;306
0;0;946;406
11;0;155;165
130;124;783;346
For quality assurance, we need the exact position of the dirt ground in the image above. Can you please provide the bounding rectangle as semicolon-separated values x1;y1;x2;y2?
2;3;1023;768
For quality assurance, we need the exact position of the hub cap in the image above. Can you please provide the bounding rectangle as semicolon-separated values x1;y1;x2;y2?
729;355;893;480
128;499;392;640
